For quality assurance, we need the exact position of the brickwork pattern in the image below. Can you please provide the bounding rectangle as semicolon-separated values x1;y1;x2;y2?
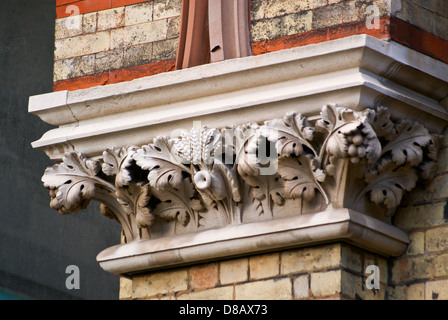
53;0;448;91
119;243;391;300
394;0;448;41
250;0;390;42
54;0;180;89
391;127;448;300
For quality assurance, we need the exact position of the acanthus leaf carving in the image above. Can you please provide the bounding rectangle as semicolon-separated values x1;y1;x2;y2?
381;120;433;167
134;136;188;190
360;161;419;212
262;112;317;157
277;155;327;202
102;146;138;187
152;178;204;230
42;152;103;214
40;104;442;241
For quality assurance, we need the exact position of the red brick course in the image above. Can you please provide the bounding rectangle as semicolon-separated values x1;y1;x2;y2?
56;0;151;19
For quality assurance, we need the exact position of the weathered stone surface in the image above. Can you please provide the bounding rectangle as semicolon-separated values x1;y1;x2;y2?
97;7;125;31
83;12;98;34
426;226;448;252
220;258;248;285
119;277;133;300
95;49;125;73
235;278;292;300
293;275;310;299
55;31;110;60
53;54;95;81
132;269;188;298
407;282;425;300
177;286;234;300
111;20;167;49
123;42;153;67
281;244;341;275
167;16;181;39
406;231;425;256
249;253;280;280
425;279;448;300
125;2;153;26
189;263;219;290
310;270;341;297
153;38;178;61
153;0;182;20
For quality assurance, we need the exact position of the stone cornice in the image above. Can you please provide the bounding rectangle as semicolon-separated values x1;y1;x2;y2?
97;208;409;276
29;35;448;161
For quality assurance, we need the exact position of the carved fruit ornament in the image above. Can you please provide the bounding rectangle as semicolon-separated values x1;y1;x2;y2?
41;104;441;242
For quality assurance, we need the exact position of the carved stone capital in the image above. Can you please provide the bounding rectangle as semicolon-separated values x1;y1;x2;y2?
31;35;448;276
41;104;441;248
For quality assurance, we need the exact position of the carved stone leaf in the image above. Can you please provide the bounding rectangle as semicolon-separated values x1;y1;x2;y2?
362;162;418;210
42;152;103;214
134;184;153;228
325;121;360;158
360;120;382;165
235;127;263;178
49;178;96;214
262;112;316;157
316;104;338;133
419;134;443;180
213;160;241;202
102;147;124;176
152;178;201;226
316;104;364;161
134;136;187;190
419;161;438;181
364;106;395;141
382;120;432;166
102;146;138;187
116;183;153;228
277;155;325;202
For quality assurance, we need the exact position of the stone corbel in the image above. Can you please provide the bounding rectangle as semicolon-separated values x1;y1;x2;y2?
40;103;441;275
31;35;448;276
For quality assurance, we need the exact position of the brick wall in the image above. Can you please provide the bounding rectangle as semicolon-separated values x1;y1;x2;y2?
390;127;448;300
53;0;448;92
394;0;448;41
119;243;394;300
250;0;391;55
53;0;180;91
250;0;448;62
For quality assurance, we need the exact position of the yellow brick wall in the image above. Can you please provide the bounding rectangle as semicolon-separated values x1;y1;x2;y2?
119;243;393;300
390;127;448;300
54;0;181;83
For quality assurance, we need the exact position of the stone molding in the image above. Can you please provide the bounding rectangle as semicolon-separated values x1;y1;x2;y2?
41;104;441;245
29;35;448;161
30;35;448;276
97;208;409;276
